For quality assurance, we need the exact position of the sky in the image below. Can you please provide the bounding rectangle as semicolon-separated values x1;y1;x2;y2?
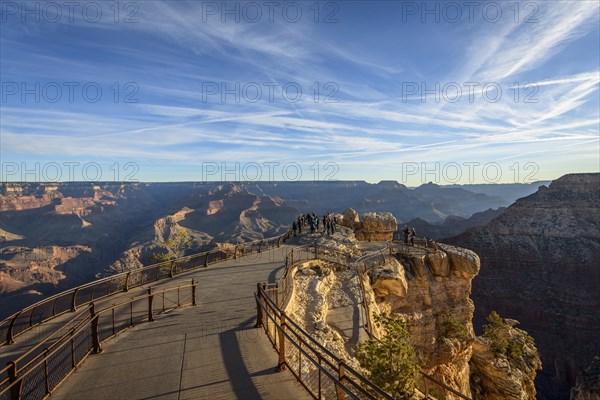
1;0;599;185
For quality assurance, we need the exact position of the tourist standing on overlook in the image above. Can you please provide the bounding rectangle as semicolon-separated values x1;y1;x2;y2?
292;221;297;236
409;227;416;246
403;227;410;245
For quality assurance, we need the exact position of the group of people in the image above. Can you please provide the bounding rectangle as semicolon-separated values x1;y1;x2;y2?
403;227;417;246
292;212;338;236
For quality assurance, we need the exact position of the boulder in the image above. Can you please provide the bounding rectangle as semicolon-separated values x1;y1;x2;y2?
361;212;397;232
355;212;397;241
371;258;408;297
341;208;361;230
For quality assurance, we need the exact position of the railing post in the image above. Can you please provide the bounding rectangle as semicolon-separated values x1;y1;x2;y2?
44;349;49;395
70;328;76;367
7;311;22;345
276;312;286;371
255;283;263;329
192;279;197;306
89;303;102;354
52;297;58;317
124;272;132;292
336;363;346;400
148;288;154;322
7;361;22;400
29;307;35;328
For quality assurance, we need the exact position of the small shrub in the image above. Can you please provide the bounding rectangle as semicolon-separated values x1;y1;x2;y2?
151;229;192;262
444;318;468;340
482;311;537;368
506;340;523;362
483;311;508;356
356;313;418;398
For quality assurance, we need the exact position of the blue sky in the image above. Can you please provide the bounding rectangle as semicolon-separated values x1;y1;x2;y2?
1;0;599;185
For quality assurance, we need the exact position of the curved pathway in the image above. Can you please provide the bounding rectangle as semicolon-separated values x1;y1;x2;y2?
49;246;308;400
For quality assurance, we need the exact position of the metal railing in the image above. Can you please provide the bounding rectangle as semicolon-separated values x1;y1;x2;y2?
257;242;471;400
0;281;196;400
0;229;294;347
256;284;394;400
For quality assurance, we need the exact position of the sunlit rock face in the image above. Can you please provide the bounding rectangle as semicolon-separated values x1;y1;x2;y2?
446;173;600;399
286;230;539;399
470;325;542;400
370;244;480;397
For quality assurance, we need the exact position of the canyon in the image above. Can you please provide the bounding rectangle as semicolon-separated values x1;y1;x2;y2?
446;173;600;399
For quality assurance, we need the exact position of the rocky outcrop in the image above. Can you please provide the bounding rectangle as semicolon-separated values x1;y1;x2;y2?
367;240;541;398
446;173;600;399
371;244;480;396
286;227;540;398
470;322;542;399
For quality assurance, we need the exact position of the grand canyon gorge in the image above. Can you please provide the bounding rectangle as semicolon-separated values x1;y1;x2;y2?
1;173;597;399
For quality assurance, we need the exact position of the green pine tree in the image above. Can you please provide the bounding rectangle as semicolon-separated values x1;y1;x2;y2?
356;313;418;398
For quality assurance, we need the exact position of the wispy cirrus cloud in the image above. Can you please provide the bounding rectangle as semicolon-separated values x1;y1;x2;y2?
1;1;598;183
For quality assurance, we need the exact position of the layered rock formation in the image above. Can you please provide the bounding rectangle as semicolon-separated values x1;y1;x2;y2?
446;173;600;399
470;321;542;399
285;226;540;398
369;243;481;396
0;245;91;292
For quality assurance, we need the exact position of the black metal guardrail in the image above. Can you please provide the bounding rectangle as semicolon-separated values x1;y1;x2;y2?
257;242;471;400
0;281;196;400
0;230;293;347
256;283;394;400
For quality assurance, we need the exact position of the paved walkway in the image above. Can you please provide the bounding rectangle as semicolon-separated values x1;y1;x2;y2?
49;247;309;400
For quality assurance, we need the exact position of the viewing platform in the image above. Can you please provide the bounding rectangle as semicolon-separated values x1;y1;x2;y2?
1;226;469;400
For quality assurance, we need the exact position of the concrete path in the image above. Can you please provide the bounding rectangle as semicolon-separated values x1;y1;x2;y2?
50;247;309;400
